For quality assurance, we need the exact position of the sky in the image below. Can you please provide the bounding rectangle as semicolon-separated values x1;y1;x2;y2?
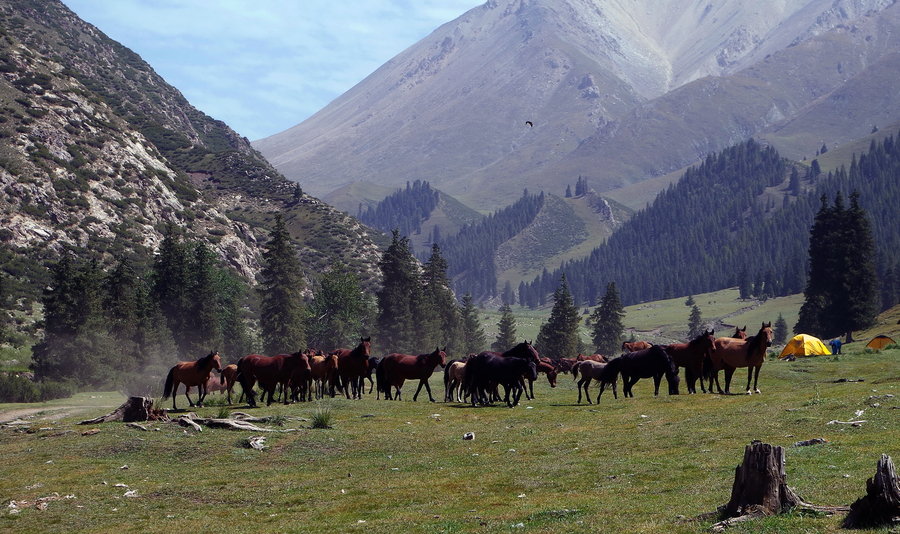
61;1;480;141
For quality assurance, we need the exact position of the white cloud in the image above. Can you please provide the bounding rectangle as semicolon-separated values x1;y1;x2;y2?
61;0;479;140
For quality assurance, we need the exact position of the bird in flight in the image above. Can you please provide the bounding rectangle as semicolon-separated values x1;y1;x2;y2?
525;120;534;127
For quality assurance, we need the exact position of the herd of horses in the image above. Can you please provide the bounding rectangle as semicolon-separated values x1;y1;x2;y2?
160;323;774;410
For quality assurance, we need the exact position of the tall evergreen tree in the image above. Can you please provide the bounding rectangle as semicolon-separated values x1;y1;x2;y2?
796;192;879;340
421;244;461;351
589;282;625;356
258;214;307;355
492;303;517;352
688;305;704;338
185;242;223;355
376;230;422;353
152;226;193;356
773;313;788;345
216;268;252;361
459;293;486;355
307;265;375;350
536;275;581;359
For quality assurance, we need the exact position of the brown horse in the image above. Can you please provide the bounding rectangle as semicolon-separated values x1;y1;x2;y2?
731;326;748;340
378;347;447;401
622;341;652;352
662;330;715;394
220;364;238;404
288;352;313;402
309;352;339;399
334;337;371;399
523;358;558;399
708;322;773;395
556;357;578;374
572;359;617;403
236;351;308;407
162;351;222;410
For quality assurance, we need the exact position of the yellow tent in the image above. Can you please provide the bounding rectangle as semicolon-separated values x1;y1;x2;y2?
779;334;832;359
865;335;896;350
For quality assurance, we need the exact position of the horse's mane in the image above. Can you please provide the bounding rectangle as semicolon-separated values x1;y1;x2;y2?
197;351;218;366
745;331;767;357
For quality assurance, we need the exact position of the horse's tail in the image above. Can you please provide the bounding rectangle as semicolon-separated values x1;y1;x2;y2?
220;370;226;386
571;362;580;380
659;347;680;394
375;358;387;394
162;367;175;399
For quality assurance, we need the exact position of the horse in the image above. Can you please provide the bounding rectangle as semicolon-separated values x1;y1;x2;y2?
611;345;680;398
662;330;715;394
161;351;222;410
219;364;238;404
378;347;446;402
334;337;372;399
235;351;307;407
576;353;609;363
572;359;617;404
462;352;537;407
523;357;558;399
622;341;652;352
556;358;578;374
309;352;339;399
443;359;467;402
288;352;313;402
365;356;380;394
731;326;748;340
707;322;773;395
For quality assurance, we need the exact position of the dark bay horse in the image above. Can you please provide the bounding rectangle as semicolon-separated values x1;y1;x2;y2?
162;351;222;410
378;347;446;401
662;330;715;394
610;345;679;398
523;358;558;399
462;352;537;407
708;322;773;395
236;351;308;407
572;359;617;404
334;337;371;399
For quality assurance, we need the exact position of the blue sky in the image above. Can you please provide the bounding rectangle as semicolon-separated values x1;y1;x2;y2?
61;1;479;141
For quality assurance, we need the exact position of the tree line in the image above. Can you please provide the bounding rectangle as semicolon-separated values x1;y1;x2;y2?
358;180;440;237
519;136;900;309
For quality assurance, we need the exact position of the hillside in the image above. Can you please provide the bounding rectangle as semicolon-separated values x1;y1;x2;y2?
254;0;900;211
0;0;381;301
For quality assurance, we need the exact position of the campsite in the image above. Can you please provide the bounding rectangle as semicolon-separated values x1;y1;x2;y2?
1;342;897;533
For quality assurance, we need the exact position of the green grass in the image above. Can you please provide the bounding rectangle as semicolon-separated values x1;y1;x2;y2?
1;348;897;533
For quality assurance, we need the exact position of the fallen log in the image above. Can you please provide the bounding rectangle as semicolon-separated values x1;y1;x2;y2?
177;415;202;432
710;441;848;530
843;454;900;528
78;396;164;424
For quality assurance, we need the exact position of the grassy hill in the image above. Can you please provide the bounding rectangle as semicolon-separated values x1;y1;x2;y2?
1;345;897;533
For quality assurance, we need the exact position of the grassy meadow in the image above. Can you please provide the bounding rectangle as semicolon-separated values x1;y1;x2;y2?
1;347;898;533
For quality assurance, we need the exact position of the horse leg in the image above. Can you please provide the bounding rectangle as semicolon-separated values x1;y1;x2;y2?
744;367;754;395
423;380;435;402
183;383;195;408
723;367;735;395
653;374;662;396
413;380;426;402
752;365;761;394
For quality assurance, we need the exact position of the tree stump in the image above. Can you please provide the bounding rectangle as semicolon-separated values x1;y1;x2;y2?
78;396;161;424
843;454;900;528
723;441;807;517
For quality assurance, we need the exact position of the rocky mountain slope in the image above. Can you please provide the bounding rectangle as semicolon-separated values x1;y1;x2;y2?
254;0;900;211
0;0;381;298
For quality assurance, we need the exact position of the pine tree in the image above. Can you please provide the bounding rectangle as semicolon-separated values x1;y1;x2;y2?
685;294;695;307
565;184;572;198
216;269;252;361
796;192;879;340
376;230;422;353
258;214;307;355
421;244;461;351
307;265;374;350
492;303;517;352
536;275;582;359
186;242;223;355
589;282;625;356
688;305;704;338
151;226;193;356
459;293;486;355
774;313;788;345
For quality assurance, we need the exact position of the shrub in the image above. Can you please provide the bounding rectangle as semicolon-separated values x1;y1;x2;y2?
0;374;76;403
310;405;332;429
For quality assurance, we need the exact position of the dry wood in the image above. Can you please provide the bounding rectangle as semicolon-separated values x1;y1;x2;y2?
710;441;848;530
177;415;202;432
843;454;900;528
78;396;162;424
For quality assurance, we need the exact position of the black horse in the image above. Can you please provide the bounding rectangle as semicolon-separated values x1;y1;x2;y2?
462;353;537;407
605;345;680;398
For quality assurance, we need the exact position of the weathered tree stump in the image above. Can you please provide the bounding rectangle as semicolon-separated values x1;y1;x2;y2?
843;454;900;528
711;441;846;531
78;396;163;424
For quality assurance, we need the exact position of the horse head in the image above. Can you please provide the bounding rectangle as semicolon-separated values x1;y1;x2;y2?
358;337;372;357
206;351;222;371
436;347;447;368
760;322;773;347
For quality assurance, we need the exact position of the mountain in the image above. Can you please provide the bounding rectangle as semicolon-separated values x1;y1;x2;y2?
0;0;381;299
254;0;900;211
